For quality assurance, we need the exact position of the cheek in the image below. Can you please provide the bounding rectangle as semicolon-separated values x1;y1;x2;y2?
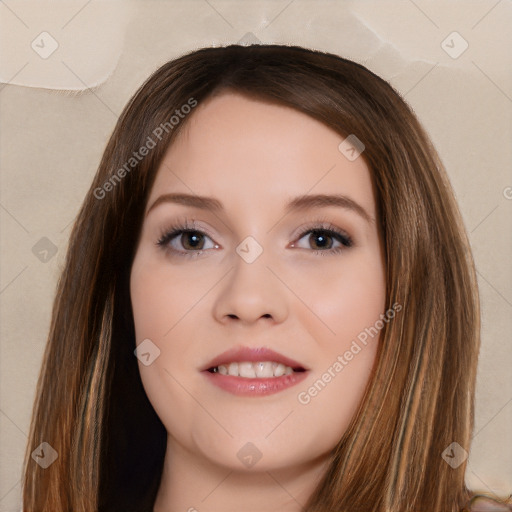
292;252;386;347
292;253;386;440
130;275;177;339
330;270;385;341
130;255;203;434
130;253;212;340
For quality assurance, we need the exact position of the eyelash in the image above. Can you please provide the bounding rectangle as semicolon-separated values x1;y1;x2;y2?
155;217;353;258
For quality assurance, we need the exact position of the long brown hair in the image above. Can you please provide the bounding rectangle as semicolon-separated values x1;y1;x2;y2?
21;44;511;512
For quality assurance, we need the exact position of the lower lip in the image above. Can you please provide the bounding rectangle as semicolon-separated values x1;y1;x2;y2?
202;370;309;396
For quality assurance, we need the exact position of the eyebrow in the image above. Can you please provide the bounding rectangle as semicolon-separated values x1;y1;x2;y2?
146;192;374;223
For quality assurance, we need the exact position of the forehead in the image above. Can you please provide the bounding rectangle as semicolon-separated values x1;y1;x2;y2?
147;92;376;219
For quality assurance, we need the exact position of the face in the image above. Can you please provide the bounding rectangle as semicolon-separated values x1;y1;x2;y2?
130;91;386;473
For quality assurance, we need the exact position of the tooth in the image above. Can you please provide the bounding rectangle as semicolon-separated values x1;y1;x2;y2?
273;363;286;377
228;362;239;376
254;362;274;378
239;362;257;378
213;361;296;378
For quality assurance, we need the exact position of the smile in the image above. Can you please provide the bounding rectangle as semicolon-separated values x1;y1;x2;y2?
208;361;305;378
201;346;309;396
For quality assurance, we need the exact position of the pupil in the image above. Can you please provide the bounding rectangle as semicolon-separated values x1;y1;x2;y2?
184;232;203;250
312;231;331;249
180;230;334;251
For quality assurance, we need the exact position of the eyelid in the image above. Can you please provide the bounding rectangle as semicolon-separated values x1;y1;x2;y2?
156;215;354;257
291;219;353;246
154;218;219;259
157;218;218;244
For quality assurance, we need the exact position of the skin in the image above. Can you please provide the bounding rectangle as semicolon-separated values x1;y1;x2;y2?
129;91;386;512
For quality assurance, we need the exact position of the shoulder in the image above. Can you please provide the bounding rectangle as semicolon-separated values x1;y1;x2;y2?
466;496;512;511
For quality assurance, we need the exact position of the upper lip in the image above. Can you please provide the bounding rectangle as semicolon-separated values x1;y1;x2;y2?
200;346;309;372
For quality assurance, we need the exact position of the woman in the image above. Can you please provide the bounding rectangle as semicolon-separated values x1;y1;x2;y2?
21;44;512;511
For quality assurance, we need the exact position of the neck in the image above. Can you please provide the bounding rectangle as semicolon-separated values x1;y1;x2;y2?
153;435;331;512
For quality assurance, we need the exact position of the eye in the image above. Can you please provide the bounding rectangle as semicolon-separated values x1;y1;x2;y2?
156;219;353;258
156;220;218;258
291;223;353;255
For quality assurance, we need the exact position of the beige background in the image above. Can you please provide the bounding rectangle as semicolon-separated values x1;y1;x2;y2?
1;1;511;510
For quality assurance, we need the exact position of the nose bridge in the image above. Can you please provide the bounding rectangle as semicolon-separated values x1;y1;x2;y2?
212;235;288;324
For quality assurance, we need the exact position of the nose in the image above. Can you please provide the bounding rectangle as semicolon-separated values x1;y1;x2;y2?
212;253;289;326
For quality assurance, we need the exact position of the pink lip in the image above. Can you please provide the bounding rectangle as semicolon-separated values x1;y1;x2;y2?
202;370;309;396
200;346;309;397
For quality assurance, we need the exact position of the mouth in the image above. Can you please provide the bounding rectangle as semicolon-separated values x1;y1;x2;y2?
207;361;306;378
200;346;309;396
